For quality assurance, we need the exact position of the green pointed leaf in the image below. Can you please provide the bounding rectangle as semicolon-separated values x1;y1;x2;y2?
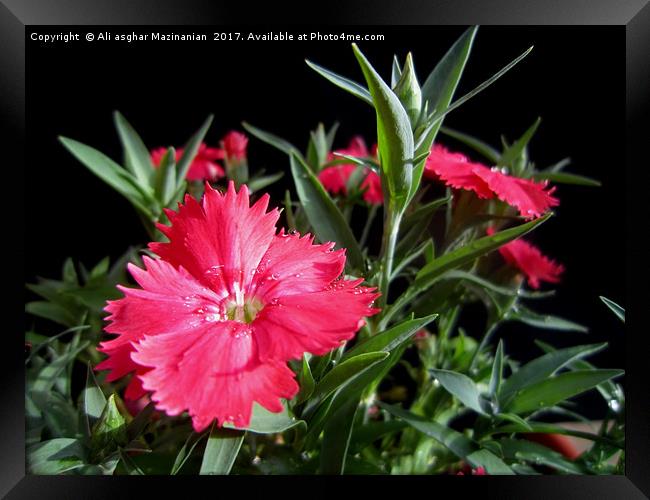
226;401;305;434
199;426;244;475
349;420;408;454
500;342;607;404
342;314;437;361
600;296;625;323
25;301;79;327
243;121;302;157
303;352;389;416
176;115;214;183
488;340;505;398
427;46;534;127
295;355;315;405
439;269;554;299
289;152;364;270
498;117;541;167
532;171;601;187
153;146;177;205
534;340;624;411
352;43;414;210
171;432;208;475
419;26;477;148
113;111;154;185
465;449;515;475
378;402;514;474
247;171;284;193
440;126;500;163
27;438;87;474
320;396;359;474
429;369;487;415
81;364;107;437
506;304;588;332
305;59;373;105
126;401;156;441
492;421;623;448
414;214;550;292
505;369;624;415
499;438;584;474
58;137;156;217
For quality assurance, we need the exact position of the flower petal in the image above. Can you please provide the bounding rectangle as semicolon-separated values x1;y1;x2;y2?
251;231;346;300
132;322;298;431
253;280;380;361
473;167;559;219
151;182;280;297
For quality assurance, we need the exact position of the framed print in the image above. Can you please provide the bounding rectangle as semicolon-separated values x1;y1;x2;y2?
2;0;648;498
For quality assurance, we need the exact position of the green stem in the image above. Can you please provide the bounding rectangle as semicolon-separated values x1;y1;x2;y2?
378;208;403;310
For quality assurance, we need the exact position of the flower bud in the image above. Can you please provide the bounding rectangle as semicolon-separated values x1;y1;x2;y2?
393;53;422;128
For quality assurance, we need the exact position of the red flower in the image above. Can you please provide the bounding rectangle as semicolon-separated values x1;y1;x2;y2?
318;136;384;205
151;143;225;182
96;182;379;431
221;131;248;161
456;466;487;475
488;227;564;289
424;144;558;219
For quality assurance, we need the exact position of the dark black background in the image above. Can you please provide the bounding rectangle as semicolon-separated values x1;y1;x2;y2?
26;26;625;418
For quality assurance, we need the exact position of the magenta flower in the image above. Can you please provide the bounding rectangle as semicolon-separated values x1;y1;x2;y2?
96;182;379;431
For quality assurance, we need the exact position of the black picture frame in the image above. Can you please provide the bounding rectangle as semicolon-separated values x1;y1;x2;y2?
2;1;648;498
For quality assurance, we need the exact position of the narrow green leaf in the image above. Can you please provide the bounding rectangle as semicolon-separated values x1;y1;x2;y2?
439;269;554;299
199;426;244;475
505;369;624;415
25;301;79;327
492;421;623;449
506;304;588;332
176;115;214;183
414;214;550;292
295;355;315;405
113;111;154;185
348;420;408;454
58;137;156;217
343;314;437;361
499;438;584;474
320;397;359;474
427;46;534;127
247;171;284;193
489;340;505;398
243;121;303;157
81;364;107;437
126;401;156;441
153;146;177;205
500;342;607;404
532;171;601;187
534;340;625;411
498;117;541;167
600;296;625;323
226;401;305;434
303;352;389;416
305;59;373;105
27;438;87;474
171;432;208;475
289;152;364;270
465;449;515;475
440;126;500;163
429;369;486;415
378;402;514;474
420;26;478;146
